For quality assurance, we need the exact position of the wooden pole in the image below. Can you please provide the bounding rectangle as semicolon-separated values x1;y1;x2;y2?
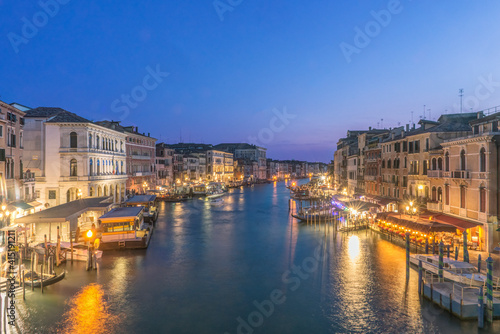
70;237;74;264
31;252;34;291
41;259;44;294
56;226;61;267
23;269;25;300
44;234;48;254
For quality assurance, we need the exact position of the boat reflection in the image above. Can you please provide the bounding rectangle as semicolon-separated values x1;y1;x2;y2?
59;283;118;334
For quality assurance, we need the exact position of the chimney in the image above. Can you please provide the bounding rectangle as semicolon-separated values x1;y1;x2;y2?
369;126;372;130
148;132;150;137
406;124;409;131
401;130;404;138
412;123;416;130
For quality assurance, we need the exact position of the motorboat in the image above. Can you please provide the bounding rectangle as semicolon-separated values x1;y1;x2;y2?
210;198;224;206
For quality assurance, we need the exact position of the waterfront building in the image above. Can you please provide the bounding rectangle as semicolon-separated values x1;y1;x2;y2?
96;121;157;195
0;101;36;220
333;110;500;251
155;143;174;188
206;149;234;183
213;143;267;180
23;108;128;206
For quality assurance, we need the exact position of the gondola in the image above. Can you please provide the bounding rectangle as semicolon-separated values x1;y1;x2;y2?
23;270;66;288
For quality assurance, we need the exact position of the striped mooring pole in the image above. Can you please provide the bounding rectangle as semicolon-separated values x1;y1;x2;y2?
418;260;423;296
486;255;493;323
406;232;410;281
438;241;444;281
463;230;469;263
478;285;484;328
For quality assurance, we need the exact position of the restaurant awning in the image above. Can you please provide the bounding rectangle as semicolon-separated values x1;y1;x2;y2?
430;214;481;231
8;201;33;211
377;212;457;234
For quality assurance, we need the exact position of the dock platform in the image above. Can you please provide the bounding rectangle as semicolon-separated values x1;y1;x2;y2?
422;280;500;320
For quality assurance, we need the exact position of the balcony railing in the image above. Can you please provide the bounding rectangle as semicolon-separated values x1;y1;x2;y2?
427;170;443;178
450;170;470;179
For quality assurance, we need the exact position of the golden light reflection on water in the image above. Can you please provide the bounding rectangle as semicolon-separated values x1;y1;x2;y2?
59;284;118;334
347;235;360;262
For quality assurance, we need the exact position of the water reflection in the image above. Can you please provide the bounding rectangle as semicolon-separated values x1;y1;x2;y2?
347;235;360;261
59;284;118;334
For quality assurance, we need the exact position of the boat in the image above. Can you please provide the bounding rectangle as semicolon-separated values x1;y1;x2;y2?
97;206;153;250
206;189;224;199
125;195;158;223
210;198;224;206
24;270;66;288
161;194;190;202
410;254;500;287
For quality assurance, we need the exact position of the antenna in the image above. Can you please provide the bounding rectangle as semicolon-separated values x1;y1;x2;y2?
423;105;426;119
381;118;383;129
459;89;464;113
411;111;414;126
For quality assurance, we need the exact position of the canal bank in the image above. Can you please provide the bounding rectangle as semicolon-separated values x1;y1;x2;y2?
11;181;500;333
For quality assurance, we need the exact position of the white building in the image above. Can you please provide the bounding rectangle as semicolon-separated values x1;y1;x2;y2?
24;107;128;207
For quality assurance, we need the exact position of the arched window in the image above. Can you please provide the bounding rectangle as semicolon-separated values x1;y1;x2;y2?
438;157;443;170
89;134;92;148
70;159;77;176
381;160;385;168
96;136;100;149
460;150;466;171
445;185;449;205
431;186;437;201
89;187;94;196
480;147;486;172
97;159;100;175
432;158;437;170
89;159;93;176
479;185;486;213
387;159;391;169
437;187;442;202
460;186;466;208
70;132;78;148
445;152;450;171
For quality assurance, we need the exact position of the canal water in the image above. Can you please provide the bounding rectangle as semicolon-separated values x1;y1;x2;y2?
15;181;500;333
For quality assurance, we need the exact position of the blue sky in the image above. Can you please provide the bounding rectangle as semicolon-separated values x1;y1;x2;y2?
1;0;500;162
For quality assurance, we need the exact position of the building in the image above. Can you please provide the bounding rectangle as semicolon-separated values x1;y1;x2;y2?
96;121;157;195
0;101;34;214
213;143;267;180
24;108;128;206
155;143;174;188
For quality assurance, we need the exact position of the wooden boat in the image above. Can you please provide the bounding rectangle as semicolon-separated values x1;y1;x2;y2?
97;206;153;250
161;194;190;202
24;270;66;288
410;254;500;288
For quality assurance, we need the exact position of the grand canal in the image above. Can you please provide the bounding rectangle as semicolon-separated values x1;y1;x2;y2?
15;181;499;333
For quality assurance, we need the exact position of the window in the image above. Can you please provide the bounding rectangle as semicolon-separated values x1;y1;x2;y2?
409;142;414;153
460;150;466;171
387;159;391;169
89;134;92;148
414;140;420;153
425;138;429;151
445;152;450;171
438;157;442;170
402;141;407;152
437;187;442;202
0;125;2;137
479;187;486;213
493;122;498;132
70;132;78;148
423;160;427;175
431;186;437;201
70;159;78;176
432;158;436;170
96;136;100;149
48;190;57;199
473;125;479;135
89;159;93;176
480;147;486;172
460;186;466;208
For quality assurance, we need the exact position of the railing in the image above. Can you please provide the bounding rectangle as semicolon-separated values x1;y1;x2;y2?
450;170;470;179
427;170;443;178
427;202;443;212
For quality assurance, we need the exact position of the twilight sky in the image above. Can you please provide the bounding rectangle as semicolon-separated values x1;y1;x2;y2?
2;1;500;162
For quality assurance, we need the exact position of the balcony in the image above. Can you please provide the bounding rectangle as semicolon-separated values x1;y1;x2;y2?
131;154;152;160
450;170;470;179
133;172;153;177
427;201;443;212
60;174;127;182
427;170;443;178
364;175;377;181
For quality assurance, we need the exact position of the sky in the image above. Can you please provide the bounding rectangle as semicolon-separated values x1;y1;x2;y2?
1;0;500;162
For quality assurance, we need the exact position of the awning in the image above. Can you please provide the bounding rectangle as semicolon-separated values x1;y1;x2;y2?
377;198;397;206
8;201;33;211
28;201;43;208
430;214;481;231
